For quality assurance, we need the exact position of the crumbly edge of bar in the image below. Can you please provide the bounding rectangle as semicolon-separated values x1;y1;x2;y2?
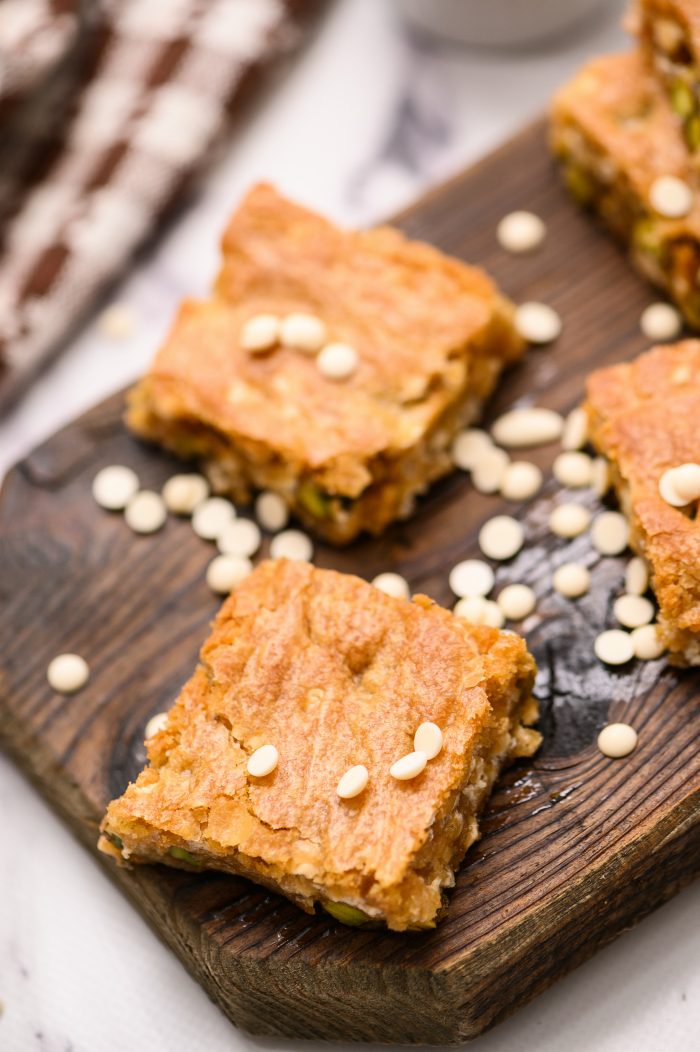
99;686;540;932
125;302;521;545
638;2;700;153
587;404;700;666
550;112;700;327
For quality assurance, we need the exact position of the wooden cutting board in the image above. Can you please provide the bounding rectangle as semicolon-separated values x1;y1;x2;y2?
1;120;699;1045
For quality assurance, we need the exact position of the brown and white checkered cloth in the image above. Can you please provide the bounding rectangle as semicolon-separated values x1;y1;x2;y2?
0;0;318;412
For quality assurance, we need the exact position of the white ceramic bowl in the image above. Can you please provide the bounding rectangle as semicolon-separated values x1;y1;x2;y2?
398;0;611;49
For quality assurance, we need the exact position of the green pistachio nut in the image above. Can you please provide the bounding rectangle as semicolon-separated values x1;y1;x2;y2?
298;480;332;519
169;846;204;867
671;79;695;118
686;114;700;150
106;832;123;850
322;901;372;926
633;218;663;257
563;165;595;206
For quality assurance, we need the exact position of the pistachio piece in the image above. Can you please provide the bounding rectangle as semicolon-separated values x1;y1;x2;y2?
298;480;332;519
632;218;663;258
106;832;123;850
322;901;372;926
686;114;700;151
671;79;695;118
169;846;204;867
564;165;595;205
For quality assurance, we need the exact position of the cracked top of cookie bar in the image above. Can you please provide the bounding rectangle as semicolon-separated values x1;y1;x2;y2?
100;560;536;927
551;51;700;211
128;184;522;496
586;340;700;641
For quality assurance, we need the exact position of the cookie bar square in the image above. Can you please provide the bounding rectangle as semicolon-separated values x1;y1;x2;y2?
550;51;700;326
126;183;524;544
586;339;700;664
634;0;700;155
99;560;539;931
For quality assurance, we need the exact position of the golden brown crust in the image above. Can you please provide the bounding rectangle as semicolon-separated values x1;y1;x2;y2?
586;340;700;662
550;51;700;326
126;183;523;543
551;51;698;207
635;0;700;66
100;561;538;930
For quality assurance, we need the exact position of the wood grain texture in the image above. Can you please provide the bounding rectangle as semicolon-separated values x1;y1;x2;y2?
1;120;699;1044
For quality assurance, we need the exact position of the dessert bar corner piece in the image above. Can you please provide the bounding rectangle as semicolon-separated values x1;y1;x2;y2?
634;0;700;154
126;183;524;545
99;560;539;932
550;50;700;327
586;339;700;664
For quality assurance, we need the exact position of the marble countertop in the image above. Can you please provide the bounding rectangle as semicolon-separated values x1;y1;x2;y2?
1;1;698;1049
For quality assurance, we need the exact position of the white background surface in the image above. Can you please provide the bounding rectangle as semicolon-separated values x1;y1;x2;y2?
1;1;698;1049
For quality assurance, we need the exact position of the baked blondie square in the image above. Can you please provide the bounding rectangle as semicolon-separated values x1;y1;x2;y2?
127;184;524;545
550;51;700;326
586;340;700;664
99;560;539;931
633;0;700;155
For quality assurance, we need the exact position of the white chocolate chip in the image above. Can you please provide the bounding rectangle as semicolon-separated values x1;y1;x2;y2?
594;629;635;665
671;364;691;384
206;554;253;594
453;596;505;628
478;515;524;561
497;583;536;621
145;711;168;739
497;211;546;254
247;744;279;777
390;750;428;781
240;313;280;353
472;446;510;493
640;302;682;342
553;562;590;598
631;623;665;660
591;511;629;556
192;497;236;540
451;428;493;471
671;462;700;501
47;653;89;693
337;764;369;799
280;312;327;352
591;457;611;497
413;722;443;760
562;407;588;451
649;175;694;218
514;302;562;344
597;722;638;758
270;529;313;562
500;461;542;501
92;465;139;510
492;407;564;448
449;559;494;599
614;594;654;628
125;491;167;534
549;502;591;538
162;474;209;516
255;491;289;532
625;557;649;596
217;518;261;558
372;572;410;599
317;342;358;380
99;303;135;339
553;451;593;488
659;462;700;506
